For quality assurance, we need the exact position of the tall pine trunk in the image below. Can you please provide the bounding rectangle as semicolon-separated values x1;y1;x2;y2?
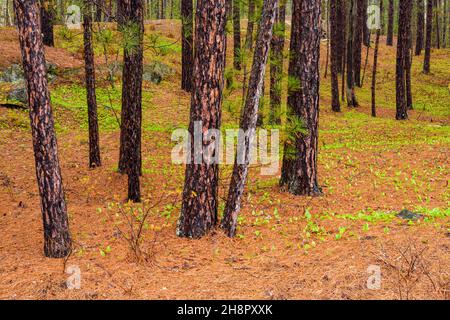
83;1;101;168
371;0;382;117
423;0;433;73
280;0;322;196
181;0;193;92
40;0;54;46
269;0;285;125
396;0;413;120
233;0;241;70
354;0;364;87
118;0;144;202
346;0;359;107
387;0;394;45
416;0;425;55
14;0;71;258
177;0;227;238
221;0;277;237
330;0;341;112
245;0;256;50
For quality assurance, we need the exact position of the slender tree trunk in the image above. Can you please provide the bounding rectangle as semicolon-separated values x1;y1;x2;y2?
95;0;104;21
83;0;101;168
434;0;440;48
362;0;370;46
40;0;54;46
324;0;330;78
14;0;71;258
233;0;241;70
280;0;322;196
387;0;394;45
443;0;447;48
330;0;341;112
177;0;227;238
354;0;364;87
346;0;359;107
245;0;256;50
5;0;11;26
396;0;412;120
371;0;382;117
269;0;285;125
118;0;144;202
181;0;193;92
416;0;425;55
423;0;433;73
221;0;277;238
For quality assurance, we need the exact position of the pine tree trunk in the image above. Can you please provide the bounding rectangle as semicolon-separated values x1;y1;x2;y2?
362;0;370;46
416;0;425;55
40;0;54;47
95;0;104;22
423;0;433;73
83;0;101;168
346;0;359;107
280;0;322;196
443;0;447;48
354;0;364;87
245;0;256;50
434;0;440;48
269;0;285;125
330;0;341;112
177;0;227;238
221;0;277;238
181;0;193;92
233;0;241;70
372;0;382;117
387;0;394;45
14;0;71;258
396;0;412;120
118;0;144;201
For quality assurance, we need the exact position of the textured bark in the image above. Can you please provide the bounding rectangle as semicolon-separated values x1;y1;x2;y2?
362;0;370;46
83;1;101;168
233;0;241;70
423;0;433;73
416;0;425;55
371;0;382;117
280;0;322;196
221;0;277;237
14;0;71;258
95;0;104;21
245;0;256;50
396;0;412;120
330;0;341;112
387;0;394;45
346;0;359;107
118;0;144;202
181;0;193;92
354;0;364;87
177;0;227;238
336;0;346;74
269;0;286;125
40;0;54;47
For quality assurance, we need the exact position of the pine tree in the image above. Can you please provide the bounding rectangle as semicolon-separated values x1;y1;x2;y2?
387;0;394;45
181;0;194;92
423;0;433;73
177;0;227;238
330;0;341;112
14;0;71;257
280;0;322;196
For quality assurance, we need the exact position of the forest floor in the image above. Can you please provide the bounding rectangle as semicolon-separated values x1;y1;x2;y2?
0;21;449;300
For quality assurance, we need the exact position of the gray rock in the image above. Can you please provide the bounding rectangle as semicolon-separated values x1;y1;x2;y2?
0;62;58;84
7;85;27;104
143;61;174;84
396;209;423;221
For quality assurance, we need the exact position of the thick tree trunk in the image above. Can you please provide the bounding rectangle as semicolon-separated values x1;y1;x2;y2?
387;0;394;45
280;0;322;196
181;0;193;92
83;0;101;168
396;0;413;120
416;0;425;55
177;0;227;238
423;0;433;73
118;0;144;202
14;0;71;258
269;0;285;125
330;0;341;112
221;0;277;238
40;0;54;47
233;0;241;70
245;0;256;50
371;0;382;117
